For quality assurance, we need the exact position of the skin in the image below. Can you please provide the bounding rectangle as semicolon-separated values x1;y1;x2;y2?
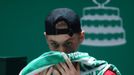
46;33;84;53
37;32;84;75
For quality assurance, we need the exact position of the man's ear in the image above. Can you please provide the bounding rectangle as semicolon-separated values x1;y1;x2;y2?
44;32;47;38
79;31;85;43
44;32;46;35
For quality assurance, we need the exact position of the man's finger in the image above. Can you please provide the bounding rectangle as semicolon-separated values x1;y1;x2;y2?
56;64;65;74
76;63;80;73
45;67;53;75
63;54;75;69
53;69;60;75
60;63;68;71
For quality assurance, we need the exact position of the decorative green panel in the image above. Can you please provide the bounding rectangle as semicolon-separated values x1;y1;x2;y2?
0;0;133;75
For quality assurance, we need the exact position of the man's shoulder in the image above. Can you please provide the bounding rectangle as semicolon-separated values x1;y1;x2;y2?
76;52;121;75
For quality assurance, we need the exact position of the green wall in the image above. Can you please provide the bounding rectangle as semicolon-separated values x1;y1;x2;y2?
0;0;133;75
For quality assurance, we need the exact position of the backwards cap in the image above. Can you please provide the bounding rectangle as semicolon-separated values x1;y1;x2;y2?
45;8;82;36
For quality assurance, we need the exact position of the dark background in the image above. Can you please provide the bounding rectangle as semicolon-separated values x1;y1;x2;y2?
0;0;133;75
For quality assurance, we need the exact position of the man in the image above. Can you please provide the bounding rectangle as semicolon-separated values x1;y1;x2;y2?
19;8;120;75
42;8;83;75
42;8;118;75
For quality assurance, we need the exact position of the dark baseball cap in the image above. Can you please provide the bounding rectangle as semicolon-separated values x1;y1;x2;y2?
45;8;82;37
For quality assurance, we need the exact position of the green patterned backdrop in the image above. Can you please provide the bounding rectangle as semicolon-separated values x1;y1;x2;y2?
0;0;133;75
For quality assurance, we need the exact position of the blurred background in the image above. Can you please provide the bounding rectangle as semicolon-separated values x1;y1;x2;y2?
0;0;133;75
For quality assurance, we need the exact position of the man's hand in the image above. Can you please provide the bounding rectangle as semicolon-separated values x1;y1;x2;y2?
53;55;80;75
53;63;80;75
38;67;53;75
37;54;80;75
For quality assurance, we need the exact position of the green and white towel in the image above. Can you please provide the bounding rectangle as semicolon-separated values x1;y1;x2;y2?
19;51;121;75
